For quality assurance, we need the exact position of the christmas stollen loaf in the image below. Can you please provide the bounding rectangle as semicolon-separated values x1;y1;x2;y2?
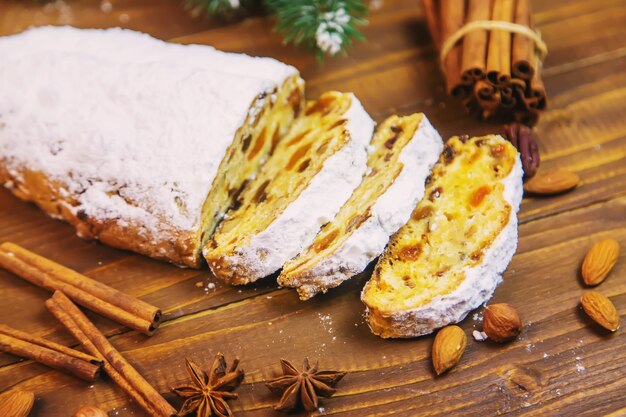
362;134;523;338
279;113;443;300
204;92;374;285
0;27;303;268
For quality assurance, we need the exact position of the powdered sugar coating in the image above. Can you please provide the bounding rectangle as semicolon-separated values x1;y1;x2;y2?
286;116;443;299
363;142;523;337
0;27;297;242
3;26;296;81
206;94;374;283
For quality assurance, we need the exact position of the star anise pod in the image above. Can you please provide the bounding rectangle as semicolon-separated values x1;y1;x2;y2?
172;353;244;417
501;123;541;179
265;358;347;412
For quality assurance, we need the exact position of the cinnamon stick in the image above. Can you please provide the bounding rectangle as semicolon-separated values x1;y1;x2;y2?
514;56;546;112
461;0;492;82
474;79;495;101
515;87;534;111
422;0;441;48
440;0;468;98
45;296;164;417
0;242;161;335
46;291;176;417
500;86;516;108
486;0;515;86
0;323;99;364
529;54;547;110
0;332;101;382
512;0;535;79
473;79;501;115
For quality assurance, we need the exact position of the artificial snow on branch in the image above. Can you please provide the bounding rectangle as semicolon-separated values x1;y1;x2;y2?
266;0;368;57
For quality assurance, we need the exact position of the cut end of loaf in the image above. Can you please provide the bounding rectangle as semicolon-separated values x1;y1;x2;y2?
197;75;305;251
205;91;364;284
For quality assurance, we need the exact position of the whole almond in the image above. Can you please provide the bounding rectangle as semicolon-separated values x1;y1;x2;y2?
483;303;523;342
0;389;35;417
581;291;620;332
582;239;620;286
523;168;579;195
72;405;108;417
432;325;467;375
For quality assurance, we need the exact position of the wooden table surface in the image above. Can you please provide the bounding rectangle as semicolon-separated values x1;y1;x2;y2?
1;0;625;416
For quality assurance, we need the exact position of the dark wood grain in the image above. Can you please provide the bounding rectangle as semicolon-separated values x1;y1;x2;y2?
0;0;625;416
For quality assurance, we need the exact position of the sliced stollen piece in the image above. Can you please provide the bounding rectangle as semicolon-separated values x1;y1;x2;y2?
205;92;374;284
362;134;523;338
0;27;303;268
279;114;443;300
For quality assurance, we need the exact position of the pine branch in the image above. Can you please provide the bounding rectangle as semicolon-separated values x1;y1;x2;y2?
183;0;368;58
264;0;368;58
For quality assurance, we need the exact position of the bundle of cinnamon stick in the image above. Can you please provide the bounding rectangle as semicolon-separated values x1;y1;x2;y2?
423;0;547;126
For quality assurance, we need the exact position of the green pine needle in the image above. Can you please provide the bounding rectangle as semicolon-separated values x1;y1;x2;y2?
265;0;368;58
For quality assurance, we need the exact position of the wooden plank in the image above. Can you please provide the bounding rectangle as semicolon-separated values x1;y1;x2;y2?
0;197;624;415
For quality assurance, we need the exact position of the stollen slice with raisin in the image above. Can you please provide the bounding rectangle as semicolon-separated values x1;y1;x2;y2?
362;135;523;338
205;92;374;284
279;114;443;300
